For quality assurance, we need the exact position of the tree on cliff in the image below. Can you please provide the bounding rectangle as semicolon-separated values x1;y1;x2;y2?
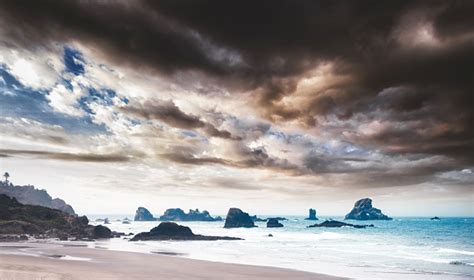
3;172;9;184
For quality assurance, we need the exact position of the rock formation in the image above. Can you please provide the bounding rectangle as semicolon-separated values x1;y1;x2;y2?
308;220;374;228
431;216;441;220
224;208;256;228
344;198;392;220
250;215;267;222
159;208;221;221
0;194;111;239
266;218;284;228
130;222;242;241
305;208;318;220
0;181;75;215
134;207;157;221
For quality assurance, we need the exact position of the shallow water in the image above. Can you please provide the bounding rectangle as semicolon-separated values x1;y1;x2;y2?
86;216;474;280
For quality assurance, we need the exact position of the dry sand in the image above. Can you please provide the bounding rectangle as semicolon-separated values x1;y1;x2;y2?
0;242;346;280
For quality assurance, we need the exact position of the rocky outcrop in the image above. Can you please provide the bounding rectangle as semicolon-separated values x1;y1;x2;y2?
224;208;256;228
134;207;157;221
130;222;242;241
0;194;111;240
308;220;374;228
159;208;221;222
344;198;392;220
305;208;318;220
250;215;267;222
0;181;75;215
431;216;441;220
266;218;284;228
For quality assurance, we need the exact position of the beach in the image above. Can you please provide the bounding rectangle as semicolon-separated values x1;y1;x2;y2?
0;242;343;280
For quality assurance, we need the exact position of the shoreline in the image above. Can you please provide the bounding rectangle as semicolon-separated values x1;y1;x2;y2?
0;242;345;280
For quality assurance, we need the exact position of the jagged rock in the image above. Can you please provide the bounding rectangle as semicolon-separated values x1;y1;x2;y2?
267;218;284;228
344;198;392;220
130;222;242;241
308;220;374;228
0;194;111;240
104;218;110;224
250;215;267;222
159;208;220;221
134;207;157;221
305;208;318;220
224;208;256;228
0;181;75;215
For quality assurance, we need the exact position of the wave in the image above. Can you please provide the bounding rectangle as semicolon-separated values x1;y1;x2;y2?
439;248;474;256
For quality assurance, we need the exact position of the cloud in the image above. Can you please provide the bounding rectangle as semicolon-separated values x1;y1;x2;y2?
0;149;131;163
123;99;239;140
0;0;472;194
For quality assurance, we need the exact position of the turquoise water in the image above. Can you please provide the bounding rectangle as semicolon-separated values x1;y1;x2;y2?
88;216;474;279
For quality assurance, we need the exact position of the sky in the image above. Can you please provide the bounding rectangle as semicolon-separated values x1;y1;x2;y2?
0;0;472;216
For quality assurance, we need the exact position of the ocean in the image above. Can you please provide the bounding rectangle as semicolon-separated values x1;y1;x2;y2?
86;216;474;280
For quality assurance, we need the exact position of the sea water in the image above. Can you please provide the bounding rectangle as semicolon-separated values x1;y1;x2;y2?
86;216;474;280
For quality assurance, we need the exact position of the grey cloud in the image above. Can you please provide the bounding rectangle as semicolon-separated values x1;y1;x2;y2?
0;149;131;163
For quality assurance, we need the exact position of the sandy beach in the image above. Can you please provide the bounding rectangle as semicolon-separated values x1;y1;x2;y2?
0;242;344;280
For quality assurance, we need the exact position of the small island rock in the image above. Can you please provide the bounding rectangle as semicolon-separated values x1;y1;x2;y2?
309;220;374;229
224;208;256;228
305;208;318;220
267;218;284;228
344;198;392;220
130;222;242;241
134;207;157;221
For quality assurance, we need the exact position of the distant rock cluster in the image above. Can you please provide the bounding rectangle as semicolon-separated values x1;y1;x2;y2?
344;198;392;220
0;181;75;215
160;208;222;222
133;207;222;222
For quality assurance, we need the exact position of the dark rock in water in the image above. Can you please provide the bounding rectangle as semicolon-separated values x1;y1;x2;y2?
344;198;392;220
305;208;318;220
159;208;221;222
0;181;75;215
224;208;256;228
0;194;111;240
85;225;111;239
122;220;131;224
309;220;374;228
431;216;441;220
134;207;157;221
104;218;110;224
130;222;242;241
268;234;273;237
267;218;284;228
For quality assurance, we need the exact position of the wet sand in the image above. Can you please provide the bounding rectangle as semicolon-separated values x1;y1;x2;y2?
0;242;346;280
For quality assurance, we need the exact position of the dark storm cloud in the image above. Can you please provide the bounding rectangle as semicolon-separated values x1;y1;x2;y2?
123;100;239;139
0;0;472;183
0;149;131;163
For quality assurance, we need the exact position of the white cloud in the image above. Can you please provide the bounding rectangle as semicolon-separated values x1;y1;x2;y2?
0;45;63;89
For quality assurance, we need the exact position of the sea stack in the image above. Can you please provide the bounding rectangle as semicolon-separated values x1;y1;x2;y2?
134;207;157;221
224;208;256;228
305;208;318;220
266;218;284;228
344;198;392;220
